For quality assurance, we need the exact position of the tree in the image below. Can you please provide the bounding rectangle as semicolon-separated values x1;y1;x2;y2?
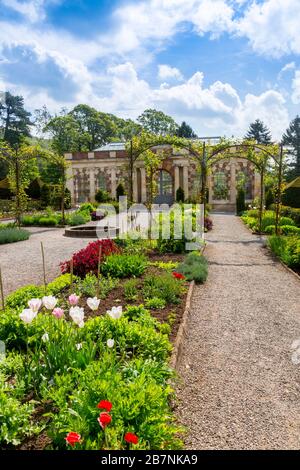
70;105;116;150
0;92;32;148
176;121;197;138
137;109;178;136
245;119;272;144
44;115;81;154
108;115;142;140
282;116;300;178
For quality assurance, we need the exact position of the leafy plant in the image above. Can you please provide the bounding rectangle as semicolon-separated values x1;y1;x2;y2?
0;228;30;244
177;252;208;283
145;297;166;309
124;279;139;301
101;253;147;278
143;273;185;304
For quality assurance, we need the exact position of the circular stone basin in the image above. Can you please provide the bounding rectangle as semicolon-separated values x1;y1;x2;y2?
64;225;119;238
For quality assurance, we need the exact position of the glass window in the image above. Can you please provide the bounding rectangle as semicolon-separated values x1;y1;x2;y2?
98;173;107;191
213;171;228;200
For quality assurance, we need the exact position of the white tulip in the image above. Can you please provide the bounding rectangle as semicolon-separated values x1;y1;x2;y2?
28;298;42;313
42;333;49;342
42;295;58;310
69;306;85;327
87;297;100;311
107;306;122;320
107;339;114;348
76;343;82;351
20;309;37;324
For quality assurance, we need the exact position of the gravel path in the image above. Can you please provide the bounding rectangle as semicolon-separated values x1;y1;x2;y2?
176;213;300;450
0;228;97;296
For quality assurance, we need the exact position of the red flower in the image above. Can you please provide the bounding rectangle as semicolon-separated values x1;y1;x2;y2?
172;272;185;280
97;400;112;412
65;432;81;447
98;412;112;429
124;432;139;445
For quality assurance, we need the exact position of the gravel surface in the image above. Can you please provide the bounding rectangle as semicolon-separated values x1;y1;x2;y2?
0;228;97;296
176;213;300;450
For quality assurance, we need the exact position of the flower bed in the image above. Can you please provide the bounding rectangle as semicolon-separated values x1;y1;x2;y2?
0;235;209;450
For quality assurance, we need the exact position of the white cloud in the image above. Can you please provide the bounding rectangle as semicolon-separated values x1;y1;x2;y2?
158;65;183;82
278;61;296;80
237;0;300;57
291;70;300;104
1;0;56;23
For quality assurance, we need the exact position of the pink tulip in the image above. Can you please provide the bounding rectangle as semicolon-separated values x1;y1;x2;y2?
52;307;64;319
68;293;80;306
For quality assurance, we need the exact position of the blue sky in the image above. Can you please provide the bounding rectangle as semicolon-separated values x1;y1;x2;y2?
0;0;300;139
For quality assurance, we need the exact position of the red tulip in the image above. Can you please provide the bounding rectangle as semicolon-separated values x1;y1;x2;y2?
97;400;112;412
65;432;81;447
98;412;112;429
172;272;185;280
124;432;139;445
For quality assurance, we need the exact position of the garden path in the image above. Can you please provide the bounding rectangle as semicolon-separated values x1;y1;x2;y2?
0;227;97;296
176;213;300;449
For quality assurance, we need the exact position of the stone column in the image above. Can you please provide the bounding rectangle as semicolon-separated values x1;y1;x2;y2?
174;165;180;198
208;175;213;204
66;165;75;205
254;172;261;199
140;167;147;203
230;159;236;204
110;167;116;199
183;165;189;199
89;168;95;201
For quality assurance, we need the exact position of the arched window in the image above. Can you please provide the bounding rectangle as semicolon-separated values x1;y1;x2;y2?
237;171;253;199
213;171;228;200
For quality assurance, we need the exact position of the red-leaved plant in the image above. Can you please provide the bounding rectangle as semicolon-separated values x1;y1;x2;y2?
60;239;119;277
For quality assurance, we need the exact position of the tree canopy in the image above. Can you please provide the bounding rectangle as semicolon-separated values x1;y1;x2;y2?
137;109;178;136
282;115;300;178
0;92;32;148
176;121;197;138
245;119;272;144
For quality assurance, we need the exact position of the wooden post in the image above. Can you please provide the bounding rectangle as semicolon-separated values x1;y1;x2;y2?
40;242;47;293
259;167;265;234
0;267;5;310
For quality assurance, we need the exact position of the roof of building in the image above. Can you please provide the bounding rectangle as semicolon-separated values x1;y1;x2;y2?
94;142;126;151
285;176;300;189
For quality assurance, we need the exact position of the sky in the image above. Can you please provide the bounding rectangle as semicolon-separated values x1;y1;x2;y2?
0;0;300;140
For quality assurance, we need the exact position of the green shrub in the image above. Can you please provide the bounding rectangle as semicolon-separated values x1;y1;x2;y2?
280;217;295;226
124;279;139;301
245;209;260;218
78;202;95;214
47;273;79;295
268;235;300;267
5;285;43;311
37;216;58;227
143;273;184;304
145;297;166;309
177;252;208;284
236;188;246;214
101;253;147;278
264;225;275;234
0;228;30;244
95;189;110;203
116;183;125;199
176;187;185;203
281;225;300;235
69;213;89;226
265;188;274;209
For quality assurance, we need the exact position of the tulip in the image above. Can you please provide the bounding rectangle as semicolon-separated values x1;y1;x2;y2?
107;306;122;320
68;293;80;306
69;306;85;327
124;432;139;445
97;412;112;429
76;343;82;351
28;298;42;313
42;333;49;342
107;339;114;348
19;309;37;324
97;400;112;412
65;432;81;447
52;307;64;319
87;297;100;311
42;295;58;310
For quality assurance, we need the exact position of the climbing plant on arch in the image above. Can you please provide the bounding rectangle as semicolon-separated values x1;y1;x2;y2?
125;133;285;235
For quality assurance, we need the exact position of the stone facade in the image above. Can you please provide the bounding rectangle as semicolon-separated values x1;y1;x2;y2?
65;143;261;210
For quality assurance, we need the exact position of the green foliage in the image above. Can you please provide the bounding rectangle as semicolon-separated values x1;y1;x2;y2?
265;188;275;209
69;212;90;226
143;273;184;304
145;297;166;309
149;260;178;271
177;252;208;283
123;279;139;301
116;183;125;199
244;119;272;144
282;187;300;208
95;189;110;203
0;228;30;244
236;188;246;214
101;253;147;278
176;186;185;203
268;235;300;267
0;92;31;149
137;108;178;136
47;273;79;295
77;274;119;299
282;115;300;178
176;121;197;138
78;202;95;214
156;210;193;254
5;285;43;311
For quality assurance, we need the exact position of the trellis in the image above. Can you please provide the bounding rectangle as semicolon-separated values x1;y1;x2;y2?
126;134;284;235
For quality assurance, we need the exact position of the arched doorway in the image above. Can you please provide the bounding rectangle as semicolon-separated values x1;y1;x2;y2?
154;169;173;205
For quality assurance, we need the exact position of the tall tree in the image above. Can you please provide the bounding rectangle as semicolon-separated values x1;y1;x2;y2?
0;92;32;148
44;115;82;154
108;115;142;140
137;109;178;136
245;119;272;144
176;121;197;138
70;104;116;150
282;115;300;178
